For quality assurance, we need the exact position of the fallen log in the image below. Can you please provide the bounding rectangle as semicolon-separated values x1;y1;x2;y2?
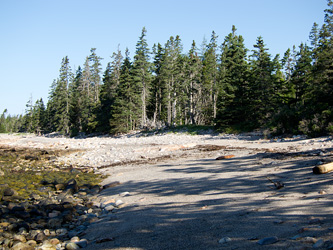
313;162;333;174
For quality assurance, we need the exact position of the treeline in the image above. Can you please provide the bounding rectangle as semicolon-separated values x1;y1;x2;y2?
2;1;332;137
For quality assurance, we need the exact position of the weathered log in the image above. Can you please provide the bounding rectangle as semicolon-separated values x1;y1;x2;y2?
216;155;235;160
313;162;333;174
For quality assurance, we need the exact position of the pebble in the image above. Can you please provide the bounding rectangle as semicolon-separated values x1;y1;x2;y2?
219;237;232;244
257;236;278;245
313;239;324;248
120;191;130;197
65;242;80;250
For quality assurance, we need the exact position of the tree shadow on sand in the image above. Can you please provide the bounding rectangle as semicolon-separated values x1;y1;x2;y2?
84;148;333;250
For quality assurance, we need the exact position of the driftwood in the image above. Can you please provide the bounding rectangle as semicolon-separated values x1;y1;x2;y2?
266;177;284;190
313;162;333;174
216;155;235;160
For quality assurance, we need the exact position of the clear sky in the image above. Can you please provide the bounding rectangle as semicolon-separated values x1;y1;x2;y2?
0;0;328;115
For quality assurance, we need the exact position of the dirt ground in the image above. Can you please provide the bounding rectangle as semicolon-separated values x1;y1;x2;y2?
1;133;333;249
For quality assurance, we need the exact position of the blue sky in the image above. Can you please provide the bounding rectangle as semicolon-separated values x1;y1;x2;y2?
0;0;328;115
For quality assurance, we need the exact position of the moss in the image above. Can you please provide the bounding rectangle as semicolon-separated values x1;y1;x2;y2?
0;147;104;199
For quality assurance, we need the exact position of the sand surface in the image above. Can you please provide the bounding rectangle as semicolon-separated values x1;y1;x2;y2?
1;133;333;249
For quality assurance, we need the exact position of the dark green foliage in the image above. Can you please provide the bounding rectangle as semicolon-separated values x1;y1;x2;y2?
110;49;141;134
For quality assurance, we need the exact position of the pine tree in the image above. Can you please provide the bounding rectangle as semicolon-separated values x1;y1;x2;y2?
47;56;72;134
248;36;275;128
300;0;333;135
186;40;202;125
216;26;249;129
89;48;103;103
202;31;219;124
160;36;183;126
98;47;124;132
132;27;152;127
149;43;167;127
110;49;141;134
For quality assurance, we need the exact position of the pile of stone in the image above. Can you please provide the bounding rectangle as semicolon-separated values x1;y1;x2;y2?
0;179;113;250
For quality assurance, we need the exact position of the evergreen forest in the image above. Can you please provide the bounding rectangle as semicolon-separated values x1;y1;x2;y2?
1;1;333;137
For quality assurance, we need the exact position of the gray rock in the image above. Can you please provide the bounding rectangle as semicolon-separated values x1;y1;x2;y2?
257;236;278;245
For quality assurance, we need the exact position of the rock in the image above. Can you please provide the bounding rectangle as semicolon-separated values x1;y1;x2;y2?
55;183;66;191
48;218;63;229
49;238;60;245
26;240;37;247
102;181;121;189
104;204;115;212
115;199;124;207
35;232;46;243
257;236;278;245
76;239;88;248
39;241;57;250
65;179;79;195
11;242;35;250
219;237;232;244
3;187;17;196
308;217;321;224
13;234;27;242
273;219;283;224
56;228;68;236
302;237;317;243
65;242;80;250
69;236;80;243
120;191;130;197
313;239;324;248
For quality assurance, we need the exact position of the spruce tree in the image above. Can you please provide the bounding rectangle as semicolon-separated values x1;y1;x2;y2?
216;26;249;129
186;40;202;125
149;43;167;126
132;27;152;128
248;37;275;128
47;56;72;134
202;31;219;124
110;49;141;134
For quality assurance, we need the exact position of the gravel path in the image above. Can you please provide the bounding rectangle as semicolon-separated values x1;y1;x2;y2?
1;133;333;249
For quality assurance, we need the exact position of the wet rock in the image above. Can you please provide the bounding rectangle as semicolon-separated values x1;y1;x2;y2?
257;236;278;245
